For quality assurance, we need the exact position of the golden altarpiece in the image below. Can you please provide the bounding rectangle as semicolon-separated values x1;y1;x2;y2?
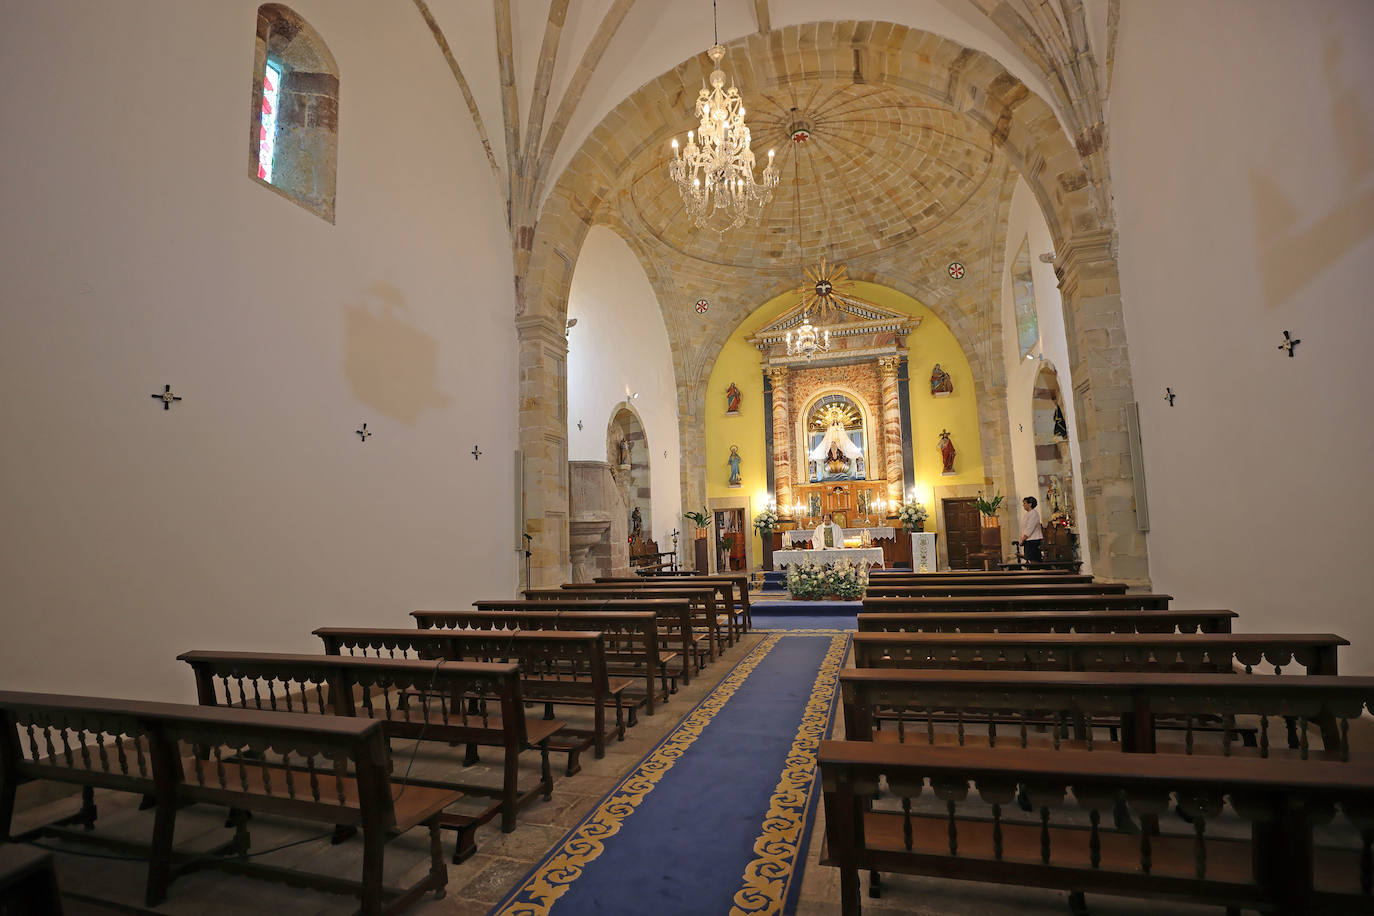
749;265;921;562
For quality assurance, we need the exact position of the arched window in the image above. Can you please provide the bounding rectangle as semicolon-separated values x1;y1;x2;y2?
249;4;338;222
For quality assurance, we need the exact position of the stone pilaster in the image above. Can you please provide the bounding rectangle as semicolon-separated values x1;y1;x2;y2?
766;366;793;513
516;314;570;587
877;356;904;506
1055;230;1151;585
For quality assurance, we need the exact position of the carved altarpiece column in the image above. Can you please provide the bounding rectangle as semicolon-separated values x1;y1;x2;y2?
877;356;905;506
766;366;793;512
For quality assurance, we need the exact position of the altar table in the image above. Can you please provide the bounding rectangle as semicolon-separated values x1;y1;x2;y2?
782;527;896;547
772;547;886;569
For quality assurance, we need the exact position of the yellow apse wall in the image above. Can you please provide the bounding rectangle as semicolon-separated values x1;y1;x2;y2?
705;281;986;566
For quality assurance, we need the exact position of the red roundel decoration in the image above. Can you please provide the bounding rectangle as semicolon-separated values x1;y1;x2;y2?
695;299;709;314
947;262;966;280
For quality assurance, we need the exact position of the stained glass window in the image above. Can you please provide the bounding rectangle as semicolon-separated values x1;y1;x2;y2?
258;61;282;183
1012;236;1040;357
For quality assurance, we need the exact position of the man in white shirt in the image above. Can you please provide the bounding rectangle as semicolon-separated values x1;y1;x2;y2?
1020;496;1044;564
813;512;844;549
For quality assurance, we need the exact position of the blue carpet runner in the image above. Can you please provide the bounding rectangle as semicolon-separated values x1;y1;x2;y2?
491;633;847;916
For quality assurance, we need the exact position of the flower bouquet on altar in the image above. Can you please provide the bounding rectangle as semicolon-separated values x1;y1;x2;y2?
752;508;779;536
897;502;928;532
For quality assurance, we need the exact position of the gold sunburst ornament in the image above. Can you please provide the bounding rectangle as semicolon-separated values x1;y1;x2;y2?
800;258;850;318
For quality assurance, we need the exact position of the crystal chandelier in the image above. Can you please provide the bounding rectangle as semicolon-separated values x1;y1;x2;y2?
667;6;777;232
786;311;829;359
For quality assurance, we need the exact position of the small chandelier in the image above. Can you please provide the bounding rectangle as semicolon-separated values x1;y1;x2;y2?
668;35;777;231
786;311;829;359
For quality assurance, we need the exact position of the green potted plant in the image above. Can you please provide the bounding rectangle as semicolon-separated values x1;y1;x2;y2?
684;508;711;572
975;491;1004;548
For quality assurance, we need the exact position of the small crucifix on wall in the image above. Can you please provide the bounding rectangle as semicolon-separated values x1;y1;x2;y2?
1277;330;1301;357
471;445;483;460
150;384;182;410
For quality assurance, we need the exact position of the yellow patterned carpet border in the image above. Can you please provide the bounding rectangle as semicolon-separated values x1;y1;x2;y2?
492;633;783;916
730;633;849;915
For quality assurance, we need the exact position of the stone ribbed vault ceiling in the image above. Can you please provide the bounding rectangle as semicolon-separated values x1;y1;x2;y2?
630;79;997;268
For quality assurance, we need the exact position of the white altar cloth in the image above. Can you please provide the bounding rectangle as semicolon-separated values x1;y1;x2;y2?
782;527;896;547
773;547;885;569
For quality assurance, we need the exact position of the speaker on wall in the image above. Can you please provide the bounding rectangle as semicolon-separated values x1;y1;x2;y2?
1124;403;1150;532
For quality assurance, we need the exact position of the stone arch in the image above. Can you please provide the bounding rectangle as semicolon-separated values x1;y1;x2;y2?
794;387;881;489
519;20;1146;584
1031;361;1075;526
606;403;651;544
250;4;339;222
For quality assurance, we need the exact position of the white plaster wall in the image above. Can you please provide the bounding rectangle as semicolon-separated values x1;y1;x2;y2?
1111;1;1374;671
999;178;1092;571
0;1;518;702
566;226;683;547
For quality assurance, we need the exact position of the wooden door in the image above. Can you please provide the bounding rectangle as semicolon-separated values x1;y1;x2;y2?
941;497;981;569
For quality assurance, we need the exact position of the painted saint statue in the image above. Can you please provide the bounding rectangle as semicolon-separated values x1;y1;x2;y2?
937;429;956;474
930;363;954;396
725;382;741;415
727;445;742;487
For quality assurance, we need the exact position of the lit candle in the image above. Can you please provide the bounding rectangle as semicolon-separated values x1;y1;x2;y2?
671;138;679;157
768;149;775;160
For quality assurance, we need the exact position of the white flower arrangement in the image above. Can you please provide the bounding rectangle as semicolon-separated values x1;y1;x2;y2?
753;508;780;535
897;502;929;531
786;559;869;600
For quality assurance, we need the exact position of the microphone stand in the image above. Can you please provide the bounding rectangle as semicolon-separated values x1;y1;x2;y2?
522;532;533;591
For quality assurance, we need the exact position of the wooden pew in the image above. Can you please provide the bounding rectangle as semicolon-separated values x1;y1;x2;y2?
598;574;753;636
869;569;1084;581
177;651;557;861
819;740;1374;915
0;690;453;913
852;631;1349;747
582;579;740;647
840;669;1372;759
867;572;1094;586
418;605;675;711
0;845;63;915
531;586;719;666
862;594;1174;612
857;609;1238;635
314;628;627;775
860;583;1130;598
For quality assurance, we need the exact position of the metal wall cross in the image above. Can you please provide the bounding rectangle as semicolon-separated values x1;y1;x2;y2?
471;445;482;460
1278;330;1301;357
1164;387;1176;407
356;423;371;442
151;385;182;410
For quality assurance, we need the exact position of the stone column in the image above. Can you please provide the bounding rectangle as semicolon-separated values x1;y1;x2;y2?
877;356;905;506
766;366;793;513
1055;230;1151;585
516;314;570;588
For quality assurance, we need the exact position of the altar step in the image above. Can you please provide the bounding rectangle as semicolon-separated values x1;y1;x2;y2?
757;570;788;592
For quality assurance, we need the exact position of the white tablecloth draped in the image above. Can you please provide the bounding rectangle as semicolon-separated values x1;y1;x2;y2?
782;527;896;547
773;547;886;568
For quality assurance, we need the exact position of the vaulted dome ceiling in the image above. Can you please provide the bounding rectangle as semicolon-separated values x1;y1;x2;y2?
628;79;997;269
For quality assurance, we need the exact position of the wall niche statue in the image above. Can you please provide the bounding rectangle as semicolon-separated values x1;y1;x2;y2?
725;382;741;415
930;363;953;397
617;437;631;468
727;444;742;488
937;429;956;475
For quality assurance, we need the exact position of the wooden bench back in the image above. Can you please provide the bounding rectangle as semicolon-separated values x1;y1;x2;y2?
840;669;1372;758
314;627;611;698
868;571;1089;583
176;651;528;749
860;583;1129;597
595;574;749;615
819;739;1374;912
0;690;394;829
857;609;1237;635
851;632;1348;676
863;594;1174;611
